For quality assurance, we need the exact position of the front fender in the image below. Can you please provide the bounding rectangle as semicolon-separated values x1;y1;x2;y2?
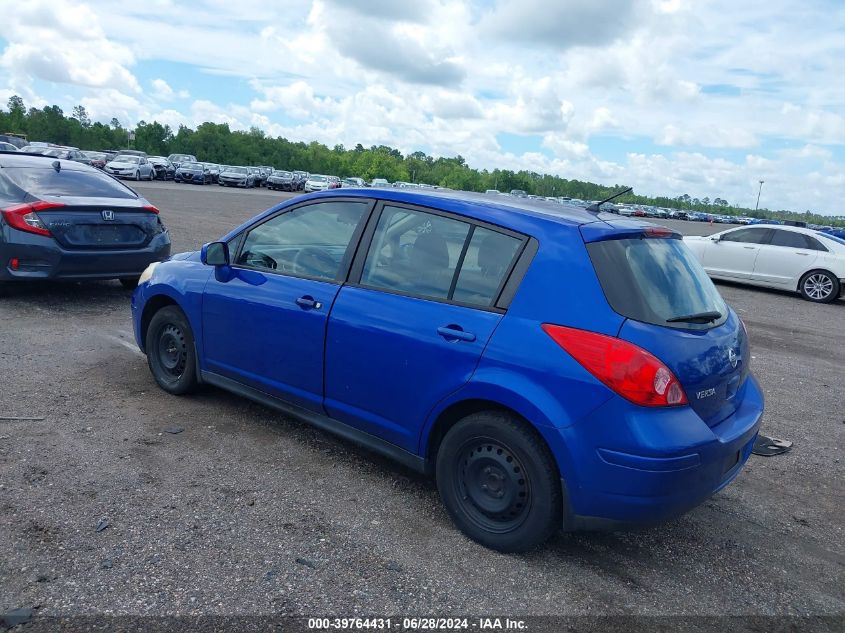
132;258;212;353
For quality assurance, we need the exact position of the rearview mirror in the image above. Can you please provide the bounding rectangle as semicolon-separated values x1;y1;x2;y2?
201;241;229;266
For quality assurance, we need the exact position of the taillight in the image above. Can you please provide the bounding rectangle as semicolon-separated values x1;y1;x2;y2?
1;201;65;237
142;204;160;214
542;324;688;407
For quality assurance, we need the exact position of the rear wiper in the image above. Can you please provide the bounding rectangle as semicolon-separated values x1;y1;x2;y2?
666;311;722;324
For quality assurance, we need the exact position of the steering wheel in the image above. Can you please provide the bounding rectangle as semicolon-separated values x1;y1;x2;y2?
241;250;277;270
293;247;337;278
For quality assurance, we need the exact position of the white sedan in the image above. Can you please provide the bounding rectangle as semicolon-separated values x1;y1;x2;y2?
104;155;154;181
304;174;331;192
684;225;845;303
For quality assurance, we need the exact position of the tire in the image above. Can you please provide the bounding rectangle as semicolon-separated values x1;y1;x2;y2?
134;171;140;181
148;170;154;181
145;305;198;395
435;411;561;552
799;270;840;303
120;277;139;289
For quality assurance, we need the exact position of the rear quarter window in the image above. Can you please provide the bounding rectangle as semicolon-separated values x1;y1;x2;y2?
3;167;137;199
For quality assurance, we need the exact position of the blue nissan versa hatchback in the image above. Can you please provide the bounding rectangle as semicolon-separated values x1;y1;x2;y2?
132;189;764;552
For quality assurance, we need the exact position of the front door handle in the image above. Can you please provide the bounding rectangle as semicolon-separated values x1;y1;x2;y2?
743;246;756;249
437;325;476;342
296;295;322;310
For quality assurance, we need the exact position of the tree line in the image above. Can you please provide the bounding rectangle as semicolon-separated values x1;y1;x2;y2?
1;96;841;227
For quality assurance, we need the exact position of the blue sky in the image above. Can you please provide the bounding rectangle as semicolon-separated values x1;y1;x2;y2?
0;0;843;215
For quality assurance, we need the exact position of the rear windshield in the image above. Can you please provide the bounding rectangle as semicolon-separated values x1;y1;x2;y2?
2;167;137;199
587;237;727;330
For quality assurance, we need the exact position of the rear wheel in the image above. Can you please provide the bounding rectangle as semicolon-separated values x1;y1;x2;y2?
145;306;198;395
436;411;561;552
799;270;839;303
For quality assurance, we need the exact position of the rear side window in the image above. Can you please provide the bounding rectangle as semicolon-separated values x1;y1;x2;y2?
588;237;728;330
2;167;137;199
361;206;523;308
769;229;825;251
362;206;470;301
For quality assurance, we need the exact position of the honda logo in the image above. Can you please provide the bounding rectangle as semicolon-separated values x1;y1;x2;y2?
101;210;115;221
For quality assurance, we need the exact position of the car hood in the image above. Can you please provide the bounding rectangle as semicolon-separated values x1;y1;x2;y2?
169;250;201;262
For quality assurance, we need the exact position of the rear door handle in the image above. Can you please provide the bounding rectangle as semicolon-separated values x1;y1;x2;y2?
296;295;322;310
437;325;476;342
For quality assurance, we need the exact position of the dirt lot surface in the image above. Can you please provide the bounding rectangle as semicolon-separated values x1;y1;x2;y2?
1;182;843;629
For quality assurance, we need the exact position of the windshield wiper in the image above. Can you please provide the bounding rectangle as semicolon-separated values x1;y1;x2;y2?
666;311;722;324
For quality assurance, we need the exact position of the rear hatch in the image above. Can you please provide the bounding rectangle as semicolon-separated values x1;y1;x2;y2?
582;220;749;427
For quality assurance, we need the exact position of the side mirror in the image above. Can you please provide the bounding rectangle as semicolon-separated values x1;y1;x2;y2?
201;241;229;266
710;235;720;242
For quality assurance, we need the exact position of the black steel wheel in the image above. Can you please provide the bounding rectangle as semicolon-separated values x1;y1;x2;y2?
436;411;561;552
145;305;198;395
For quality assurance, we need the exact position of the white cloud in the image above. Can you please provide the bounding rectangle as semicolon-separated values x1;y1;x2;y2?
151;79;189;101
1;0;843;214
0;0;140;93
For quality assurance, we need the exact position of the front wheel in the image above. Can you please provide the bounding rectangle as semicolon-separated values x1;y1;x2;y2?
145;305;198;395
436;411;561;552
134;171;140;181
799;270;840;303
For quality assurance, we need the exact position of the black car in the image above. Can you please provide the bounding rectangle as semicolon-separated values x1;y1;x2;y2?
266;169;295;191
0;151;171;290
292;170;309;191
174;162;212;184
149;157;175;180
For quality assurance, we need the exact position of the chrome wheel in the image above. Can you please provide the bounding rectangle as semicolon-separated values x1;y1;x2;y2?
803;273;834;301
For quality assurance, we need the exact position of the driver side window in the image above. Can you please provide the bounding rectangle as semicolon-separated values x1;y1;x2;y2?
236;201;368;281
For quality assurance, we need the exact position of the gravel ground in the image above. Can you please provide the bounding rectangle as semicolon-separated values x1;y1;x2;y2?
0;182;843;628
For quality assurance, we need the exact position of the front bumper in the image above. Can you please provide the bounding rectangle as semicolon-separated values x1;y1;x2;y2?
550;374;765;529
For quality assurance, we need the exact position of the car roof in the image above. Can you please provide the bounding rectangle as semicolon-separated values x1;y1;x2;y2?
725;223;826;237
302;187;622;233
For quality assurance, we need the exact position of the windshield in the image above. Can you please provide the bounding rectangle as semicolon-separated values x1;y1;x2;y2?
587;236;728;330
225;167;247;174
310;175;327;182
114;156;139;164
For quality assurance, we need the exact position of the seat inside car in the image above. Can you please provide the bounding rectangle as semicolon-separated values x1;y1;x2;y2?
405;231;453;297
451;232;516;305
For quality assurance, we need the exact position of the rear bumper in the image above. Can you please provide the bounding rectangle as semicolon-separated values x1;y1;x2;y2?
552;374;764;529
0;231;171;281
